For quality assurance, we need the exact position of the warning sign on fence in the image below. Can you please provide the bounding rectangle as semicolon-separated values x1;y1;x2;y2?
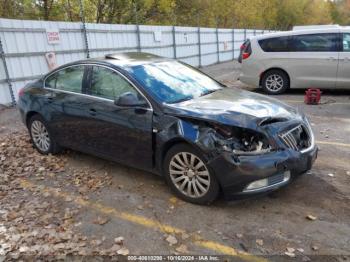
46;29;60;45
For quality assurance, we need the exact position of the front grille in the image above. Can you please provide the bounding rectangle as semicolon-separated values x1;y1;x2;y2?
268;173;284;185
280;124;311;151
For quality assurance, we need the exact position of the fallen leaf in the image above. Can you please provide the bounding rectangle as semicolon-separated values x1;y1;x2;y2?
287;247;295;253
114;236;124;244
93;216;110;225
256;239;264;246
306;215;317;221
312;245;319;251
117;247;129;255
176;244;189;253
165;235;178;246
181;233;190;240
236;233;243;238
285;251;296;258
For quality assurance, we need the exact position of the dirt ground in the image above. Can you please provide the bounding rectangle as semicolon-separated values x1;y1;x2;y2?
0;61;349;261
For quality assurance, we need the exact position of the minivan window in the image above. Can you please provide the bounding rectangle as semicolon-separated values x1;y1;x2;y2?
343;33;350;51
45;65;85;93
258;36;290;52
90;66;138;100
290;33;338;52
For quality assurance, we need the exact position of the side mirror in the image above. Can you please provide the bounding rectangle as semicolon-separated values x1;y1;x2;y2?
114;92;148;108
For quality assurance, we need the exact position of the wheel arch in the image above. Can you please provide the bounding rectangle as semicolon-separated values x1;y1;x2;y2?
25;111;41;128
259;67;291;88
159;138;198;173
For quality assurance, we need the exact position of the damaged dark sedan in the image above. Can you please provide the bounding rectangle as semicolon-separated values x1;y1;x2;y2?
18;52;318;205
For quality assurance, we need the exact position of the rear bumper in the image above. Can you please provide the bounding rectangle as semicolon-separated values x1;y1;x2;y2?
208;146;318;199
239;73;259;87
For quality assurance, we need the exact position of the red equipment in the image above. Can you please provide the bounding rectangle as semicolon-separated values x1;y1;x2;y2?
304;88;322;105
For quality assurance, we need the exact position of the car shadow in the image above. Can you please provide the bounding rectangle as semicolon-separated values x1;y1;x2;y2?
250;87;350;97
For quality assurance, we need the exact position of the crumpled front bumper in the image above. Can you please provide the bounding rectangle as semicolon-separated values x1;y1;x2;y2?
208;145;318;199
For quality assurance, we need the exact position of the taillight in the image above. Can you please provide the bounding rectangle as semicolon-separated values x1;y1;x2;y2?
18;88;25;97
242;52;251;60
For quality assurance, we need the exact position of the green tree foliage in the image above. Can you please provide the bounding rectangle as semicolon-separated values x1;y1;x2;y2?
0;0;347;30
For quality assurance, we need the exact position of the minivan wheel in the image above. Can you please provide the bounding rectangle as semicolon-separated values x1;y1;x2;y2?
163;144;220;205
261;70;289;95
28;115;60;155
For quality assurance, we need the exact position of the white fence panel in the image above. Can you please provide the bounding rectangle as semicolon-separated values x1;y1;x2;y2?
0;18;277;105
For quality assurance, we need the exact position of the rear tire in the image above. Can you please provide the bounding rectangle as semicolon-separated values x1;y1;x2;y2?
28;114;61;155
163;144;220;205
261;69;289;95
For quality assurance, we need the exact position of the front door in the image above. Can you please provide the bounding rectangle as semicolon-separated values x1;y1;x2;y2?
336;32;350;88
84;65;153;171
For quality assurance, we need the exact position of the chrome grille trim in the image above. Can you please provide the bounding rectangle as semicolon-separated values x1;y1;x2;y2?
279;124;313;152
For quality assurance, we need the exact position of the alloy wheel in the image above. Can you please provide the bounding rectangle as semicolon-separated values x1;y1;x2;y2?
169;152;210;198
31;120;51;152
265;74;284;92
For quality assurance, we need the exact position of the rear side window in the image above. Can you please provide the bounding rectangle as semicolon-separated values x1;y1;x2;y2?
290;33;338;52
342;33;350;51
45;65;85;93
258;36;290;52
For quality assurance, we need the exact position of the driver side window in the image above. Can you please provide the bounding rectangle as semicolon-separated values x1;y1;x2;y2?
90;66;138;100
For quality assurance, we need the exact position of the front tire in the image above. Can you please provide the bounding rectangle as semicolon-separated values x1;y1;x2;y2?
163;144;220;205
261;69;289;95
28;114;60;155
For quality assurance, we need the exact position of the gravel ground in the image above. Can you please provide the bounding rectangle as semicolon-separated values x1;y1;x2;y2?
0;61;349;260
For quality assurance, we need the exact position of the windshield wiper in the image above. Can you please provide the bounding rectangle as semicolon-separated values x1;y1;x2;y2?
169;96;193;104
200;89;218;97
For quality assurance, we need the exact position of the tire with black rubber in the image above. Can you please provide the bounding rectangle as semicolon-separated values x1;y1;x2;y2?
261;69;289;95
163;143;220;205
28;114;61;155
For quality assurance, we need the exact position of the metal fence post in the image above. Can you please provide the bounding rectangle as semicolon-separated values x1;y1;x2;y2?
136;25;141;52
198;27;202;67
134;2;141;52
244;29;247;41
216;27;220;63
0;37;16;106
232;29;235;60
254;29;256;36
172;26;176;59
79;0;89;58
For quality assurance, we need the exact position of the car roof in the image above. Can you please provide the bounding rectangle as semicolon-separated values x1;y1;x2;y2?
251;27;343;41
69;52;172;68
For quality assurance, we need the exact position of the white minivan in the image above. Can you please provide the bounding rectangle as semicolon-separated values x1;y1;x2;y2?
239;25;350;94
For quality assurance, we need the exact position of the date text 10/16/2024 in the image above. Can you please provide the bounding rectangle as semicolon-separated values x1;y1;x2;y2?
127;256;221;261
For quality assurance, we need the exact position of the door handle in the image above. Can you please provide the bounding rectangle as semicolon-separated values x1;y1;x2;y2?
89;108;97;116
46;97;54;103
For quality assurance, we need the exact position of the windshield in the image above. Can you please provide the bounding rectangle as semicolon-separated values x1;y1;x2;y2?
126;61;223;103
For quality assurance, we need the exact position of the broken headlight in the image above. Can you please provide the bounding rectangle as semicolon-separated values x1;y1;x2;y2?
212;124;272;155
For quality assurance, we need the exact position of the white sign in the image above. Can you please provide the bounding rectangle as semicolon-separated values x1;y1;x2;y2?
45;52;57;70
154;31;162;42
46;29;60;45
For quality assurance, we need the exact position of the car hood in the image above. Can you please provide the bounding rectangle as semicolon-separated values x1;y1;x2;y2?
164;88;302;130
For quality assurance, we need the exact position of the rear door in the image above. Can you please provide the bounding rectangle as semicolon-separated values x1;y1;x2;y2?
336;31;350;88
43;65;92;150
288;33;340;88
